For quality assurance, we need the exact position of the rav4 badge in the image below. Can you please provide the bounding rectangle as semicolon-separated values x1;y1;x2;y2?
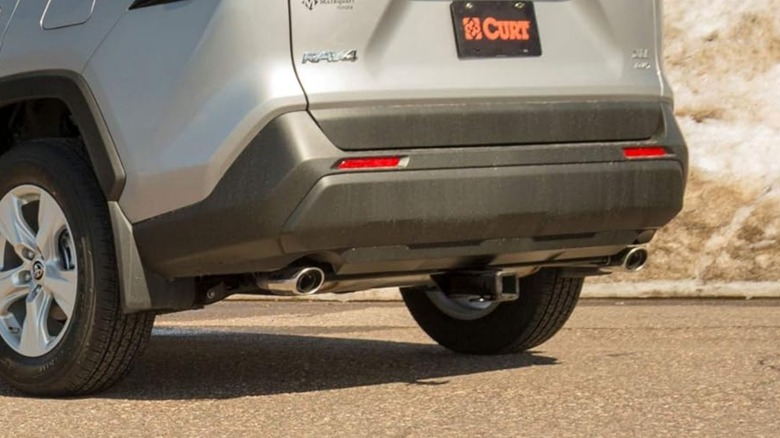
302;50;358;64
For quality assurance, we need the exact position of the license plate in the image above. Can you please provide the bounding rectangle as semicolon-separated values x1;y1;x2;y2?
451;1;542;58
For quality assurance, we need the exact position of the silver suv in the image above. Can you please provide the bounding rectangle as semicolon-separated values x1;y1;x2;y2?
0;0;686;396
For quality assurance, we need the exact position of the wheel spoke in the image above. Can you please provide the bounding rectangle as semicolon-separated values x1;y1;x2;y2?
43;265;77;318
0;193;37;257
19;288;53;357
0;267;29;313
36;193;67;261
0;233;7;268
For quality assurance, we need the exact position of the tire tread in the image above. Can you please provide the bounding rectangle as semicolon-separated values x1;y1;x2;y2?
401;269;582;355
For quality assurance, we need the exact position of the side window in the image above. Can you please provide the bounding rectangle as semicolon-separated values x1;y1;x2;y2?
41;0;96;30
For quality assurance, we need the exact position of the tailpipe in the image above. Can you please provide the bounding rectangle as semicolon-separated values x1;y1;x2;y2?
609;247;649;272
256;267;326;296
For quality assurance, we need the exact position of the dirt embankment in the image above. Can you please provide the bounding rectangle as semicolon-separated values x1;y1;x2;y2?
603;0;780;283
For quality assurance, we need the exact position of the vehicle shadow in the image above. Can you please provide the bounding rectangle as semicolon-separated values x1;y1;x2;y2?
125;327;555;400
0;328;558;400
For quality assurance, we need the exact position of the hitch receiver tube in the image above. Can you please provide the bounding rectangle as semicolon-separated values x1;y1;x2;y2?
433;270;520;303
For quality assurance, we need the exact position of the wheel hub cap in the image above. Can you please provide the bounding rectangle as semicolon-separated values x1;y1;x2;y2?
426;289;500;321
32;261;45;281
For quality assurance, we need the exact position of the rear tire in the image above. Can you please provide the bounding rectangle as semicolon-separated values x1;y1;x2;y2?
401;269;582;354
0;139;154;397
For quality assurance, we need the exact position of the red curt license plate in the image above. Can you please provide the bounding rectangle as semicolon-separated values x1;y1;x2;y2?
451;1;542;58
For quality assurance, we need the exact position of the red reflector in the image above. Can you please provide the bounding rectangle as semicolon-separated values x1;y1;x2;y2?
623;147;667;159
337;157;403;170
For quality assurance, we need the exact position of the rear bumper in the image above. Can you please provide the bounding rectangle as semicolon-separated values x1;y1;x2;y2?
134;104;687;280
284;161;682;254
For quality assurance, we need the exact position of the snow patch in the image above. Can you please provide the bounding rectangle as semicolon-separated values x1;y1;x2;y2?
679;117;780;185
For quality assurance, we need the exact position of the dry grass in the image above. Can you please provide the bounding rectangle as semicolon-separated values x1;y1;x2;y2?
700;190;780;281
675;106;726;123
666;12;780;82
665;1;780;125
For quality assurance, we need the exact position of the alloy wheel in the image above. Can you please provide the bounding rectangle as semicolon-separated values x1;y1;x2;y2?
0;185;78;358
426;289;500;321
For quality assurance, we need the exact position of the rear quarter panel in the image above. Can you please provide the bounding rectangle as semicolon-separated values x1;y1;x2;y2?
83;0;306;223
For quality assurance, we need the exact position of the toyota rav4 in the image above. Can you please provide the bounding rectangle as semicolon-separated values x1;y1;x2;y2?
0;0;686;396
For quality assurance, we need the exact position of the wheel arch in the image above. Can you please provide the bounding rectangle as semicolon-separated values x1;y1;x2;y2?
0;70;125;201
0;71;181;314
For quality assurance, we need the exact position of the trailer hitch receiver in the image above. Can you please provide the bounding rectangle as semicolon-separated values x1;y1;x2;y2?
433;270;520;303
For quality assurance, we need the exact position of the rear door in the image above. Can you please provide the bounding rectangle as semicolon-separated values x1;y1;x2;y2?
0;0;18;49
290;0;665;150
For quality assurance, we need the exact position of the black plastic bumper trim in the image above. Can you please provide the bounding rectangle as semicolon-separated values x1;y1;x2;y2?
280;161;684;255
311;99;663;150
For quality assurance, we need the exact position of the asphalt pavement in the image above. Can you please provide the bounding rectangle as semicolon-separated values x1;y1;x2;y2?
2;299;779;437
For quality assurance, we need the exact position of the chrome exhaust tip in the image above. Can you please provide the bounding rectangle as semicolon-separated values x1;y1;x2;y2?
257;267;326;296
620;247;649;272
602;247;650;273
